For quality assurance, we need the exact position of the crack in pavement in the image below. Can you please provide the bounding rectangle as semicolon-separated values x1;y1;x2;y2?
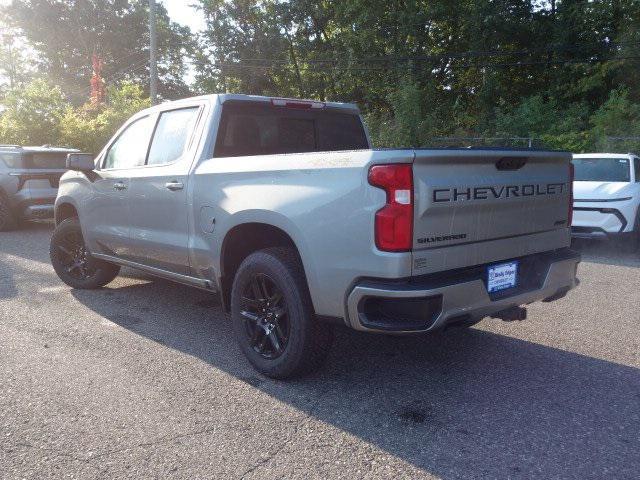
238;414;311;480
238;389;328;480
85;425;222;462
8;425;223;469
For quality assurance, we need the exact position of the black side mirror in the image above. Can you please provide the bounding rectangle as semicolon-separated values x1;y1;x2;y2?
66;153;95;172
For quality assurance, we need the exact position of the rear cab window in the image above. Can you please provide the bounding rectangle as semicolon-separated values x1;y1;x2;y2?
214;101;369;158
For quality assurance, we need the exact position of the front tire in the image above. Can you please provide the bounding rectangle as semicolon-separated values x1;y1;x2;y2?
50;217;120;289
231;247;333;379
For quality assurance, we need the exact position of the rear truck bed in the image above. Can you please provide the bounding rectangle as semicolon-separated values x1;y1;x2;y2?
347;149;580;333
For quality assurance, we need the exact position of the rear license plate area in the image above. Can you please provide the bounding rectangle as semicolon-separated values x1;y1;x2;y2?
487;261;518;293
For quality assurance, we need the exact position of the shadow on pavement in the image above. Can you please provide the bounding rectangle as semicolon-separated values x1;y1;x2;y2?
71;279;640;479
0;221;54;299
0;220;54;262
0;220;56;299
572;238;640;268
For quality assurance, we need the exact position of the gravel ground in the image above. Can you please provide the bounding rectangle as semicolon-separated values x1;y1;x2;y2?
1;221;639;479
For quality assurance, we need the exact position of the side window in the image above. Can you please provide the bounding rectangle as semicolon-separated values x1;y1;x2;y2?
635;158;640;182
147;107;200;165
104;116;154;169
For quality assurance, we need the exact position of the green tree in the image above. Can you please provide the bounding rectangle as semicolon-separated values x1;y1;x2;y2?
193;0;640;148
0;78;67;145
59;82;150;153
495;95;593;151
2;0;194;102
591;88;640;152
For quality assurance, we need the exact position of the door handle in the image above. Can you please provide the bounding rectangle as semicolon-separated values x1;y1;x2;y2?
113;182;127;191
165;181;184;191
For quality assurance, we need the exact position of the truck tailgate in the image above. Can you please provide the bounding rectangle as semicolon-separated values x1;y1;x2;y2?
411;149;572;275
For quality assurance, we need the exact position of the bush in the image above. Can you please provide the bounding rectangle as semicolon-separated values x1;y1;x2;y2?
590;88;640;152
59;83;150;154
0;79;66;146
365;79;443;148
0;80;149;152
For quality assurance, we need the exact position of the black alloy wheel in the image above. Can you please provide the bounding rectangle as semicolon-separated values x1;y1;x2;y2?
50;217;120;289
230;247;333;379
240;273;290;359
53;230;97;280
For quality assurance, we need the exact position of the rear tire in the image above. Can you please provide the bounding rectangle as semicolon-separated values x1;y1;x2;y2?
50;217;120;289
231;247;333;379
0;193;16;232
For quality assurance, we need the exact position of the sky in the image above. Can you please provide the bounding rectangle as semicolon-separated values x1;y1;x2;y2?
161;0;206;33
0;0;205;32
0;1;205;87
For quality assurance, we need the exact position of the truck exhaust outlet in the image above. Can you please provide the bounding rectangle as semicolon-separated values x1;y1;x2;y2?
492;306;527;322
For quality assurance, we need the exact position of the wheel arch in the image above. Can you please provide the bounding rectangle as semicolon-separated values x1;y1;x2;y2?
219;221;313;313
54;199;79;225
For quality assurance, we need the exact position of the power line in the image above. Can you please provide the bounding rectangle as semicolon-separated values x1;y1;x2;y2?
191;53;640;73
210;40;640;66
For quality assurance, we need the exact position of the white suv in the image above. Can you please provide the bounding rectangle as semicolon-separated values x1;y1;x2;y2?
571;153;640;245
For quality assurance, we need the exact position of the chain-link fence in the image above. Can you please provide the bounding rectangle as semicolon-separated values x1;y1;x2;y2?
603;136;640;155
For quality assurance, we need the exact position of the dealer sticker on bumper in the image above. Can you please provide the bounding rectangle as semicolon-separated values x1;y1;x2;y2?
487;261;518;293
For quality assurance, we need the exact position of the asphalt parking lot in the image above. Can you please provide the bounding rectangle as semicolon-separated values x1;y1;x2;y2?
1;222;639;479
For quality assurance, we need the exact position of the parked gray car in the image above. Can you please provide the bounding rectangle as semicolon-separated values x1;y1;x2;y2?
0;145;78;230
50;94;580;378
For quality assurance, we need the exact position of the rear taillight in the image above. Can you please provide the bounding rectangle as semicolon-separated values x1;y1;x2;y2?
568;162;575;226
368;164;413;252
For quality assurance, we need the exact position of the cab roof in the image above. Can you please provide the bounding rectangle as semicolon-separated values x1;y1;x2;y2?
138;94;360;115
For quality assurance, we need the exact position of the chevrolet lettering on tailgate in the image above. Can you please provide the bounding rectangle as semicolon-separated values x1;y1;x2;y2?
433;183;567;203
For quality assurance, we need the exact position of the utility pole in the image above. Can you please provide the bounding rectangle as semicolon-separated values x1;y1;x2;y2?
149;0;158;105
2;33;16;88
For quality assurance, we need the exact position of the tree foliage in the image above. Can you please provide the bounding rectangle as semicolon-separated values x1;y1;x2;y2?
59;82;150;153
2;1;640;152
194;0;640;151
0;79;149;152
2;0;194;101
0;78;66;145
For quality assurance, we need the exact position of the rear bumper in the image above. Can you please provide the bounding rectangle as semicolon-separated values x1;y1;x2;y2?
8;179;58;220
346;249;580;333
21;204;55;219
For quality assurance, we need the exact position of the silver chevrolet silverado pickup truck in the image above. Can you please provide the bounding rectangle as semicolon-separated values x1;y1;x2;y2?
50;94;580;378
